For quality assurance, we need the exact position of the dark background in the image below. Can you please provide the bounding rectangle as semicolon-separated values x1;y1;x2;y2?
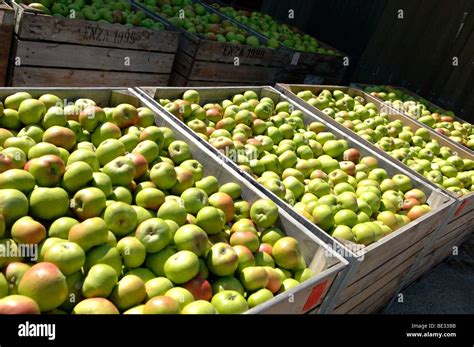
226;0;474;121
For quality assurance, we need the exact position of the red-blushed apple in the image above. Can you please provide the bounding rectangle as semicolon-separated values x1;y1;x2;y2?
18;262;68;312
72;298;119;314
211;290;248;314
27;154;65;187
272;237;304;271
402;198;420;211
404;189;427;204
110;275;146;311
230;218;257;234
208;192;235;223
230;230;260;252
143;296;180;314
181;300;217;314
126;153;148;179
68;217;108;252
170;167;194;195
164;287;194;309
259;243;273;256
43;126;76;150
407;205;431;221
79;106;106;132
264;266;282;293
240;266;269;291
182;275;212;301
4;262;31;295
11;216;46;245
233;245;255;272
0;295;41;314
206;242;239;276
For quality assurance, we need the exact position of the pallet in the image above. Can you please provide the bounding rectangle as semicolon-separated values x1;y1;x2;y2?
8;1;180;86
0;2;14;86
276;83;474;311
135;85;456;315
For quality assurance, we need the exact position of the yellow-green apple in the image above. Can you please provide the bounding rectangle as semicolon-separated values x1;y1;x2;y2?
104;201;138;237
3;136;35;155
96;139;126;166
206;242;239;276
84;244;121;277
0;295;41;314
110;275;146;311
11;216;46;245
168;140;192;165
145;246;177;277
126;268;155;283
195;176;219;196
180;187;208;215
145;277;173;299
91;122;121;147
29;187;69;221
90;172;112;197
61;161;93;193
18;99;46;125
81;263;118;298
72;298;119;314
254;251;275;267
260;227;285;246
135;218;172;253
18;262;68;312
211;276;244;295
239;266;268;291
250;199;279;228
133;140;160;163
4;262;31;295
27;154;65;187
137;107;155;128
68;217;108;252
67;149;100;171
334;209;358;227
312;205;334;231
233;245;255;272
211;290;248;314
294;268;314;282
157;199;187;226
150;162;177;190
112;104;139;129
0;169;35;193
332;225;355;242
43;126;76;150
219;182;241;200
164;250;199;284
44;242;85;276
143;296;180;314
392;174;413;192
264;267;282;293
196;206;226;235
120;133;139;153
79;106;106;132
247;288;273;308
42;106;67;129
181;300;217;314
48;217;79;239
28;142;60;160
180;159;204;182
71;187;106;220
173;224;208;257
102;156;136;186
4;92;32;110
170;167;194;195
38;94;62;110
209;192;235;223
352;223;375;245
272;237;304;270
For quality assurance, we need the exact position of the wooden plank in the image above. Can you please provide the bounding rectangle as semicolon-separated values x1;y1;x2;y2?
172;49;195;79
14;39;175;73
10;66;169;87
189;61;279;83
194;39;289;67
0;3;14;86
168;70;188;87
13;3;179;52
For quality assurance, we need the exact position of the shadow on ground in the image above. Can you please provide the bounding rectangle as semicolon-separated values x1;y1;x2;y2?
385;233;474;314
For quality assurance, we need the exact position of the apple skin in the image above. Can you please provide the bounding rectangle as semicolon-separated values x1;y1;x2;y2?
239;266;269;291
116;236;146;269
173;224;209;257
96;139;126;166
102;156;136;187
11;216;46;245
196;206;226;235
79;106;106;132
0;295;41;314
211;290;248;314
206;242;239;277
81;264;118;299
110;275;146;311
43;126;76;151
247;288;274;308
18;99;46;125
250;199;279;228
135;218;172;254
72;298;119;314
44;241;86;276
181;300;217;314
61;161;93;193
272;237;304;271
27;154;65;187
164;250;200;284
143;296;180;314
29;187;69;221
150;162;177;190
145;277;174;299
112;104;139;129
71;187;107;220
104;201;138;238
4;262;31;295
230;231;260;252
182;275;212;301
68;217;108;252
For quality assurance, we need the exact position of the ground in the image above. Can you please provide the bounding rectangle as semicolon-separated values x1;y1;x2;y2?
385;233;474;314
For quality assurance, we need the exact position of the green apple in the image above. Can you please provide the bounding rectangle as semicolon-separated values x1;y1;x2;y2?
211;290;248;314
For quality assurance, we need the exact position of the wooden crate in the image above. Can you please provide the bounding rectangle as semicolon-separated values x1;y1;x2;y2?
131;1;289;86
276;83;474;305
199;0;349;85
7;1;180;86
0;2;14;86
135;86;456;314
352;83;473;154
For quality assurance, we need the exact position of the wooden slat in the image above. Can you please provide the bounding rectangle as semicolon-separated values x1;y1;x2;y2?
0;3;14;86
172;49;195;79
13;3;179;52
14;39;175;73
10;66;169;86
189;61;279;83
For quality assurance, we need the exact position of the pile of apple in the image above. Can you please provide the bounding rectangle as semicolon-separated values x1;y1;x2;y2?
136;0;263;47
210;2;336;54
20;0;165;30
296;89;474;197
364;86;474;150
0;91;316;314
158;90;433;246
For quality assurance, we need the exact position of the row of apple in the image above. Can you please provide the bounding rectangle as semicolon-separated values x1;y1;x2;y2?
364;85;474;150
294;88;474;197
19;0;166;29
209;2;338;55
0;91;318;314
155;89;433;246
